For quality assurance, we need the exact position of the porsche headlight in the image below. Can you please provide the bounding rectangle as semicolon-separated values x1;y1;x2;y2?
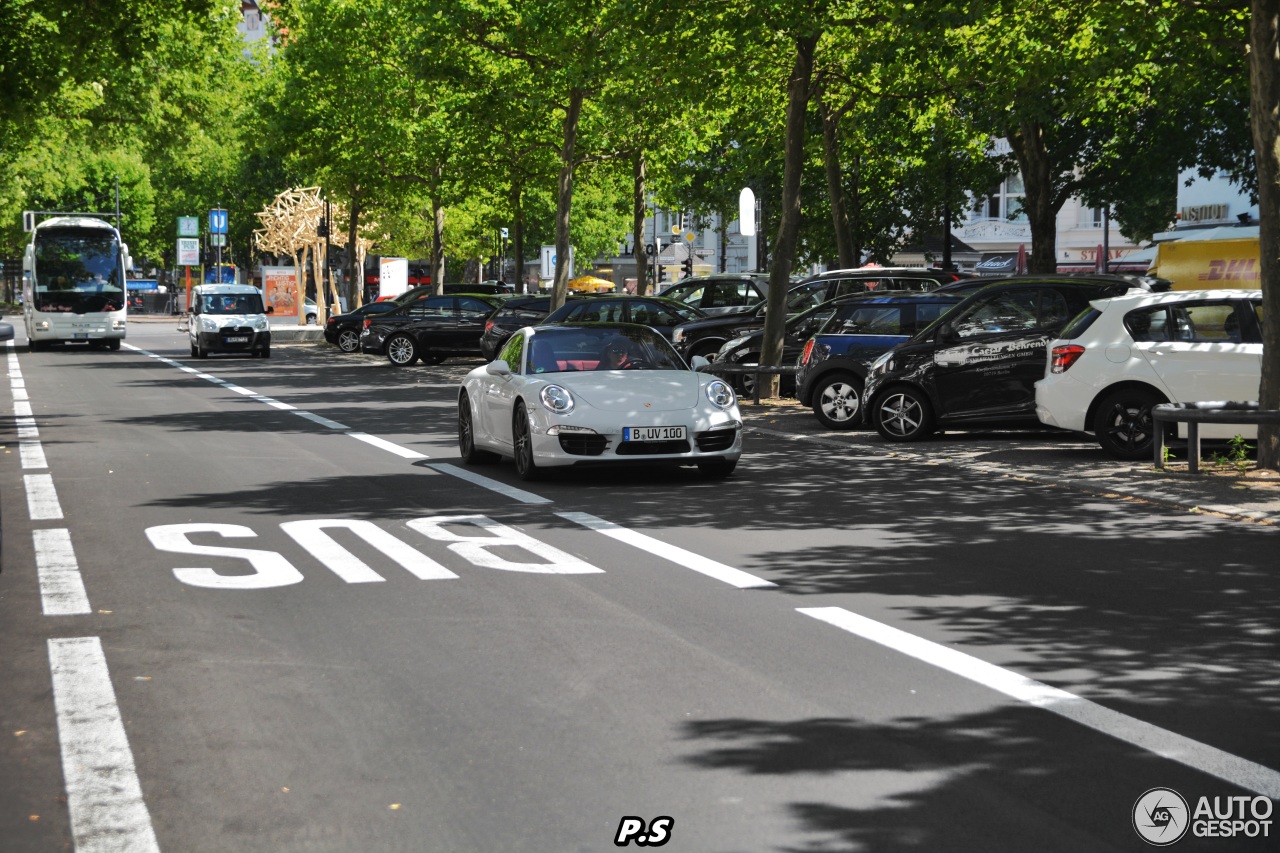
539;384;575;414
870;351;894;376
706;379;735;409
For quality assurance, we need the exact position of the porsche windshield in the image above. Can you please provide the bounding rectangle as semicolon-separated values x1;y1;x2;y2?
33;227;125;313
528;327;687;373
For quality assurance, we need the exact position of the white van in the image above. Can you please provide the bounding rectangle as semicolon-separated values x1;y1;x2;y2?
189;284;271;358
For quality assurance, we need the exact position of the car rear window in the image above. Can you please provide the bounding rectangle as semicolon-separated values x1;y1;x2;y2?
1059;307;1102;340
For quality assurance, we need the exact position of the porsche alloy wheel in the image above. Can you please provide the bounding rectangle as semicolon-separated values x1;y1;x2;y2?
458;395;497;464
512;404;542;481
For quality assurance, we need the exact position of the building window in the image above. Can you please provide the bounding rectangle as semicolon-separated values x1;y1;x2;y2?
969;175;1027;224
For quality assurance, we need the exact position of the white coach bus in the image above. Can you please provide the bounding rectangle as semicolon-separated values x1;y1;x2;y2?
21;212;133;350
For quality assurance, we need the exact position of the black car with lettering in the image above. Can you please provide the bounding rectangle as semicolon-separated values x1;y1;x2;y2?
861;274;1171;441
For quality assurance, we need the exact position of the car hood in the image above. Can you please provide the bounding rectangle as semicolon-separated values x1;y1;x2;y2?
553;371;702;412
201;313;264;326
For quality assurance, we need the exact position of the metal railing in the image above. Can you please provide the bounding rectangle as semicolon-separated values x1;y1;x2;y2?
1152;402;1280;474
697;362;800;404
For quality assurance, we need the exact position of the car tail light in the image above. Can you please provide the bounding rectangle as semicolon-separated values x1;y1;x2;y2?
363;318;372;330
801;339;815;364
1050;344;1086;374
485;320;495;333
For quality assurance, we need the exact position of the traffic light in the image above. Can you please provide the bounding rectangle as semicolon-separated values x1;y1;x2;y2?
657;265;667;283
682;255;694;278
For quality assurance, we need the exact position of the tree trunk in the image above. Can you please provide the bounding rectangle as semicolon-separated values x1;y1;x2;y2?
511;181;527;294
431;202;446;294
719;215;728;273
760;33;819;398
819;87;856;269
1252;0;1280;470
552;88;585;311
632;152;649;296
1006;120;1059;274
346;193;362;306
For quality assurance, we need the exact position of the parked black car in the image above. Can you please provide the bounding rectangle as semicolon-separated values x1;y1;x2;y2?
709;297;878;396
862;274;1171;441
324;301;402;352
795;266;972;302
668;285;829;360
796;292;965;429
360;294;504;366
656;273;772;315
479;295;589;360
540;294;705;340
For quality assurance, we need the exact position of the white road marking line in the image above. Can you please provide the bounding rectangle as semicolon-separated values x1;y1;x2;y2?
122;344;487;468
559;511;776;589
294;411;349;430
349;432;428;459
428;463;552;504
48;637;162;853
25;472;63;520
798;606;1280;799
34;528;91;615
15;416;48;469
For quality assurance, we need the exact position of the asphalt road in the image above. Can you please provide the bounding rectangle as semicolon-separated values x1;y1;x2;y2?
1;322;1277;852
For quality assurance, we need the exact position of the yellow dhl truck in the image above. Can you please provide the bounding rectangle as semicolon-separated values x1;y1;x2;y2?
1150;229;1259;290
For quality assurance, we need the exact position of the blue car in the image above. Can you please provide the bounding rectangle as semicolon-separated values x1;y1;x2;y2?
797;292;964;429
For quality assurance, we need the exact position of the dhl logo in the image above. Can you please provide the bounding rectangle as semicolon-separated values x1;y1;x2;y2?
1199;259;1260;281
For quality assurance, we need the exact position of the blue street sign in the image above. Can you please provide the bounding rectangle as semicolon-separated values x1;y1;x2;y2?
209;209;228;235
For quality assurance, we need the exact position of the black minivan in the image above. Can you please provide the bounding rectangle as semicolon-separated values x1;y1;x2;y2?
861;274;1170;441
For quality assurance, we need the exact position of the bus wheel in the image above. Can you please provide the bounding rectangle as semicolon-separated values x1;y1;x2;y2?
105;339;121;351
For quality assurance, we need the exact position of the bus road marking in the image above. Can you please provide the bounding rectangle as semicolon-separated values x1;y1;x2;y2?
49;637;161;853
798;606;1280;800
558;511;775;590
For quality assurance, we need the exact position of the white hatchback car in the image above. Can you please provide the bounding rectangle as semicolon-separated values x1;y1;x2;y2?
1035;289;1263;459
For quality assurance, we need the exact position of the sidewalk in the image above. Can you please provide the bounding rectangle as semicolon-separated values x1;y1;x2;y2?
738;399;1280;526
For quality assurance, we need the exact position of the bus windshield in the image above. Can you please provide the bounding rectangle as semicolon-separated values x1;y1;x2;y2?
33;227;125;313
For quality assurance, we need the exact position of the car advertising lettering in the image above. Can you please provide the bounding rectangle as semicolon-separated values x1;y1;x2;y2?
934;336;1049;367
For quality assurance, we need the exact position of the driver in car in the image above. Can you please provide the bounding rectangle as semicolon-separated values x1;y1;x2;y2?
602;338;635;369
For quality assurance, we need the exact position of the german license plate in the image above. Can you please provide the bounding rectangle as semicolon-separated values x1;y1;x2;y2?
623;426;685;441
225;336;249;343
73;333;90;339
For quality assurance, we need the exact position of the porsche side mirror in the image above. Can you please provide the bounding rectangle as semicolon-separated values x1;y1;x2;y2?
690;355;710;370
486;359;512;377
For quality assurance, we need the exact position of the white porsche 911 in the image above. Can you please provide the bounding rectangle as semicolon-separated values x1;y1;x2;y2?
457;323;743;480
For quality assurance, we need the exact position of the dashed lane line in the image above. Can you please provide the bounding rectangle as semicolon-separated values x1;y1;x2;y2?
800;606;1280;800
49;637;161;853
